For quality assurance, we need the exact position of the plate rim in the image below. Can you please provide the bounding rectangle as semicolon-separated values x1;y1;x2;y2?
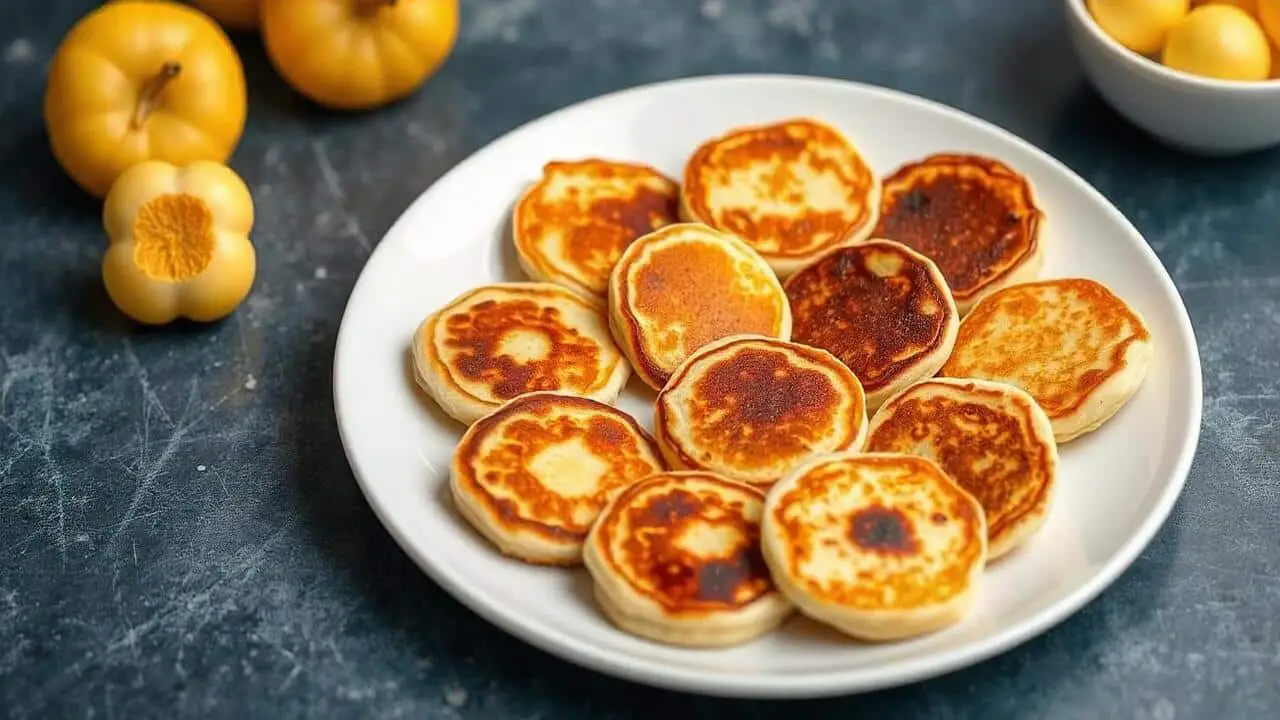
331;72;1204;698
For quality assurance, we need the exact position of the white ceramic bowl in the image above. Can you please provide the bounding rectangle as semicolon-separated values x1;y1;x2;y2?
1064;0;1280;155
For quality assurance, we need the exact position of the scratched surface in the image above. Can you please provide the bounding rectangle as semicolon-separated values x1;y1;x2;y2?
1;0;1277;718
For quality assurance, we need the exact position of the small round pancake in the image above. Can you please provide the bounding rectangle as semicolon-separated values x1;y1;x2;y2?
873;153;1046;314
782;238;959;412
939;278;1154;443
865;377;1059;560
679;118;880;277
761;452;987;642
413;282;630;425
655;334;867;487
512;159;680;298
608;222;792;391
451;391;665;565
583;471;793;646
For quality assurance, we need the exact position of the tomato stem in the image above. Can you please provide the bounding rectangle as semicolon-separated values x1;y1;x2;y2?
131;62;181;130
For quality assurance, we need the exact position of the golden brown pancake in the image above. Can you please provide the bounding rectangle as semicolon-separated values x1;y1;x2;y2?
583;471;793;646
873;153;1045;313
512;159;680;298
608;222;792;391
654;334;867;487
782;238;958;411
413;282;630;425
940;277;1154;443
865;377;1059;560
760;452;987;641
680;118;880;277
450;391;665;565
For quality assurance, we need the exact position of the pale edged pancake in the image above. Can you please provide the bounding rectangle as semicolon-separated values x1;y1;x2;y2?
874;153;1046;314
865;377;1059;560
608;222;792;391
760;452;987;641
413;282;630;425
655;334;867;487
512;159;680;298
583;471;793;646
679;117;881;277
939;277;1154;443
450;391;665;565
782;238;959;412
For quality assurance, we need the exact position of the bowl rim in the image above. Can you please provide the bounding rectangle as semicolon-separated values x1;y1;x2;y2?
1066;0;1280;92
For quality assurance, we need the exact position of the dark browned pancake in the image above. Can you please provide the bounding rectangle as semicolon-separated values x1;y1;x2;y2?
655;335;867;487
782;239;958;410
873;153;1044;312
450;391;665;565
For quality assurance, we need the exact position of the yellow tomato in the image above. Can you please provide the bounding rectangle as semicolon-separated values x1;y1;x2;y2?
1162;5;1272;79
189;0;260;31
261;0;458;110
1256;0;1280;47
44;1;247;198
1088;0;1191;54
102;160;256;325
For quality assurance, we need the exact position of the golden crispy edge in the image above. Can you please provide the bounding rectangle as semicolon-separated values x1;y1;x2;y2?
607;224;792;391
450;391;665;564
678;118;882;267
653;334;868;484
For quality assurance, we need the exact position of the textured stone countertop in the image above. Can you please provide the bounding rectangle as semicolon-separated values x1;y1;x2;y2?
2;0;1277;717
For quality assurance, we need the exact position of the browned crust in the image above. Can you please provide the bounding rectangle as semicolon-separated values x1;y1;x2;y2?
654;337;863;485
594;472;773;615
513;159;680;296
609;226;789;390
681;118;877;259
782;240;954;393
425;284;622;404
452;392;664;555
873;153;1043;301
940;278;1151;418
770;455;985;609
865;380;1054;548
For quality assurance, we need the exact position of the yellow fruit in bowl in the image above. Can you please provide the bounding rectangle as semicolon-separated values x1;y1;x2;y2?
1256;0;1280;46
1087;0;1191;55
1162;5;1272;80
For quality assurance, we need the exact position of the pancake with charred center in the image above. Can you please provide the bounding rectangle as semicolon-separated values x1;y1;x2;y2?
940;277;1153;444
513;159;680;299
655;334;867;487
680;118;880;277
583;471;793;646
874;153;1045;314
608;223;792;391
450;392;666;565
413;282;630;425
865;377;1059;560
783;239;958;411
761;452;987;641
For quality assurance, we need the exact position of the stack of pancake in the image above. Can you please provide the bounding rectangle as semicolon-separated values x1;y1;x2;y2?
409;119;1155;647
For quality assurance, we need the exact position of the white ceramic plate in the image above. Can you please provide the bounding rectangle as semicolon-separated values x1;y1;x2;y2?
332;75;1203;698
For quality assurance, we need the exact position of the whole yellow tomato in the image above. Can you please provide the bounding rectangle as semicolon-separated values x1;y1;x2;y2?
189;0;260;31
1163;4;1271;79
44;1;247;198
261;0;458;110
1087;0;1191;55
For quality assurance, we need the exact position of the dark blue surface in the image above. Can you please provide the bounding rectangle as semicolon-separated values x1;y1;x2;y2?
2;1;1277;717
